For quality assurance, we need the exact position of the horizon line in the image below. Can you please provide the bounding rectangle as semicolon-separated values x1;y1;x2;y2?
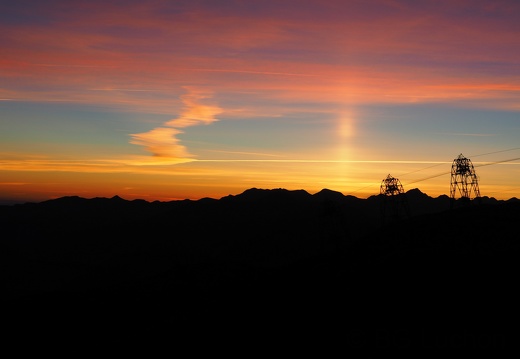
2;187;517;206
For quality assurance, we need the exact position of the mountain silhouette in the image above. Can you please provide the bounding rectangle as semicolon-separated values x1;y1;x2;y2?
2;187;519;349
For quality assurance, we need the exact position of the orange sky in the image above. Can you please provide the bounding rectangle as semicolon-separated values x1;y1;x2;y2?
1;0;520;203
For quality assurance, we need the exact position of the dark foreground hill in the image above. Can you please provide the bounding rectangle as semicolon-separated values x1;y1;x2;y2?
2;188;519;350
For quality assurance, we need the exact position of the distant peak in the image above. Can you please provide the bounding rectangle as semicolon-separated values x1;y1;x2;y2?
315;188;342;194
406;188;423;194
111;195;125;201
314;188;345;200
229;188;312;202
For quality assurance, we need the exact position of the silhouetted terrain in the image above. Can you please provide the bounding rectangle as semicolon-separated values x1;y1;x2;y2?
2;188;519;349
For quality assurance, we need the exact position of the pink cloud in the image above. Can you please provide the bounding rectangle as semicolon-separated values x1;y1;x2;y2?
2;0;520;114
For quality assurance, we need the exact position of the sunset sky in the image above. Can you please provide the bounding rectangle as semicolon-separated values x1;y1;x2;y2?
2;0;520;204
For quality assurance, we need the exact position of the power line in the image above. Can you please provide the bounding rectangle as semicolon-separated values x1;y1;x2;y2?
474;157;520;168
398;162;447;178
403;170;450;186
470;147;520;158
347;183;378;194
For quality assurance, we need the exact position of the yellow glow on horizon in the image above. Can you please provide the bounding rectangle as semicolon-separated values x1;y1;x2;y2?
2;156;519;203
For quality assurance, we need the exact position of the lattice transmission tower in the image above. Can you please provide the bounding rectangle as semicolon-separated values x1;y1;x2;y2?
380;174;410;223
450;153;480;205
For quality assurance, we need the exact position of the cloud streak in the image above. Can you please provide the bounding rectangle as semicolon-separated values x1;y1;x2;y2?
130;88;222;161
130;127;189;159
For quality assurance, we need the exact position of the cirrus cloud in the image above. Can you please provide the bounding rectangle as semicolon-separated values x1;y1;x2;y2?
130;87;222;161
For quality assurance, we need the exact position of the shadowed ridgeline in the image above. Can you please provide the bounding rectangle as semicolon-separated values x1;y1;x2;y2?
2;187;519;348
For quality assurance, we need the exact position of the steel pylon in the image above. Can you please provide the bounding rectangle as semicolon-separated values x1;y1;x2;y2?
380;174;410;223
450;153;480;201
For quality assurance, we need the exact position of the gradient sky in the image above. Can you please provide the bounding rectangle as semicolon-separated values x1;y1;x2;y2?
2;0;520;203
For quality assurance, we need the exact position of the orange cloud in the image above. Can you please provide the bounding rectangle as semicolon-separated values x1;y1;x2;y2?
130;88;222;160
130;127;188;158
165;89;222;128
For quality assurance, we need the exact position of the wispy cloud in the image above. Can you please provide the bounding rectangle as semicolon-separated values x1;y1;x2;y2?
184;68;316;77
165;89;222;128
130;88;222;161
130;127;189;159
90;88;161;92
205;149;284;157
33;63;116;68
433;132;498;137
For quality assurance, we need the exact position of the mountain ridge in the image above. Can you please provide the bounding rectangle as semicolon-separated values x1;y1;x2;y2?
2;186;519;348
4;186;517;207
